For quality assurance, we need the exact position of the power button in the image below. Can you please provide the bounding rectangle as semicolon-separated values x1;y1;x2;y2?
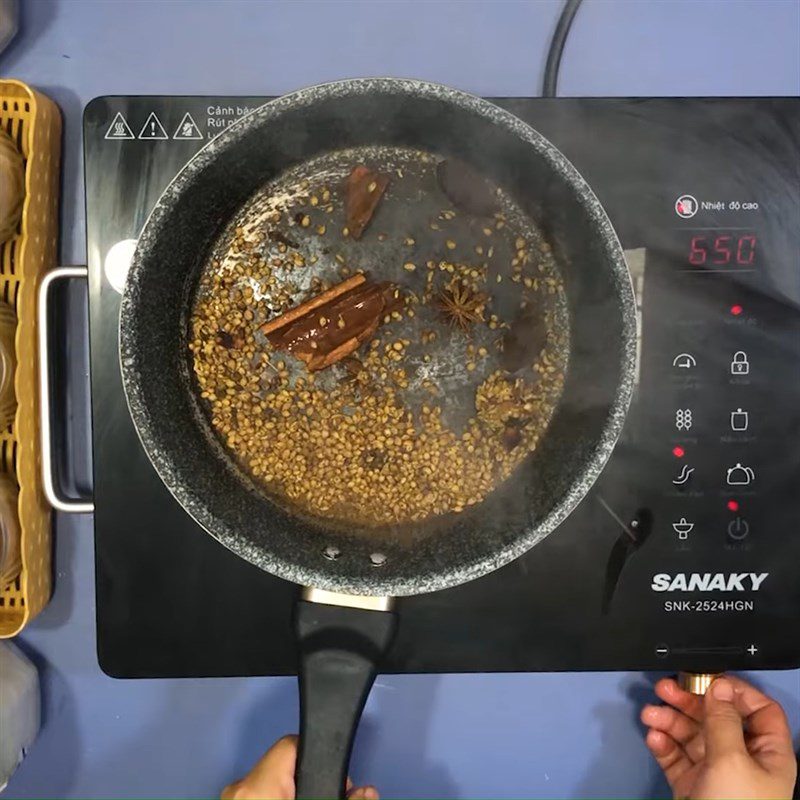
727;517;750;541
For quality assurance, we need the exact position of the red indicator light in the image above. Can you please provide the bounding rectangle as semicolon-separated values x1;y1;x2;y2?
673;446;685;458
727;500;739;512
730;304;743;316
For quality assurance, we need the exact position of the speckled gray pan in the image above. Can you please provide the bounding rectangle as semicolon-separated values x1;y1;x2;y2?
119;78;636;596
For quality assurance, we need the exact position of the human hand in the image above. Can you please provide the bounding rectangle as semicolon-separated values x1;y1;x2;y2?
642;675;797;800
221;735;379;800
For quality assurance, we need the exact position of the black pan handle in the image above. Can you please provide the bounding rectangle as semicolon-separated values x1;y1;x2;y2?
294;598;397;800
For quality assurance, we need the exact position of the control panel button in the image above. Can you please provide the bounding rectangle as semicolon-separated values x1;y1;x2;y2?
726;463;755;486
673;352;696;369
672;464;694;486
675;408;693;431
672;517;694;540
730;351;750;375
727;517;750;541
730;408;749;431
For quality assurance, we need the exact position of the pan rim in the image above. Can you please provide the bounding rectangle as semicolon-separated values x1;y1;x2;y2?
119;77;637;597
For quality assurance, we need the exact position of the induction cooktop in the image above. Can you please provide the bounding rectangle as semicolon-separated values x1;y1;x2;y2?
83;97;800;678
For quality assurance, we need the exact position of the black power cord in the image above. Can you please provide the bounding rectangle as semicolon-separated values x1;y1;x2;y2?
542;0;584;97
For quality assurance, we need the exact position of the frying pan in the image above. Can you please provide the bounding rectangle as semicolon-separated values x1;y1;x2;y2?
119;79;636;798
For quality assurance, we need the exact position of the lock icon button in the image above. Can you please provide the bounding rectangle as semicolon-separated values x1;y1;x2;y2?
730;351;750;375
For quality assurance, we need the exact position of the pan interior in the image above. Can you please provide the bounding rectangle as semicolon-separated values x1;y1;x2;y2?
189;145;569;538
121;81;634;594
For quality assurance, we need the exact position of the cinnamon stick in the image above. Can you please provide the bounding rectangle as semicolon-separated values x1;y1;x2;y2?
346;166;389;239
306;336;360;371
260;274;366;337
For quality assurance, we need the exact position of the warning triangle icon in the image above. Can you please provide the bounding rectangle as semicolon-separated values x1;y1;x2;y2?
138;112;168;140
173;112;204;140
104;112;135;140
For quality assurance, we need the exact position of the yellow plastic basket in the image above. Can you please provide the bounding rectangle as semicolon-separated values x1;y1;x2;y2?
0;79;61;637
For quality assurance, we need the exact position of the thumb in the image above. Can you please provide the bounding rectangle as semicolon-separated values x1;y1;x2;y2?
704;678;746;761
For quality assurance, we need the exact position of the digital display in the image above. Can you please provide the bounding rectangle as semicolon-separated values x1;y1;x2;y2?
688;233;757;266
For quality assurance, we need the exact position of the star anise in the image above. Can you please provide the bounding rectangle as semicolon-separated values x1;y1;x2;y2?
436;279;487;330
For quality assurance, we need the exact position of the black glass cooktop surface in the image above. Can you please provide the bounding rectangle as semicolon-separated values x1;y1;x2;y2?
83;97;800;678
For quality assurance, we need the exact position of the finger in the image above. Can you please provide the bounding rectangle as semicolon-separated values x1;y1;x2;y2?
641;704;699;744
220;780;242;800
240;735;298;799
724;676;793;742
654;678;704;722
641;704;705;762
347;785;380;800
645;729;694;788
703;678;746;761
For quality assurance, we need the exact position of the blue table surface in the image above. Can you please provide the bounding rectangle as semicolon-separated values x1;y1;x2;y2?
2;1;799;797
